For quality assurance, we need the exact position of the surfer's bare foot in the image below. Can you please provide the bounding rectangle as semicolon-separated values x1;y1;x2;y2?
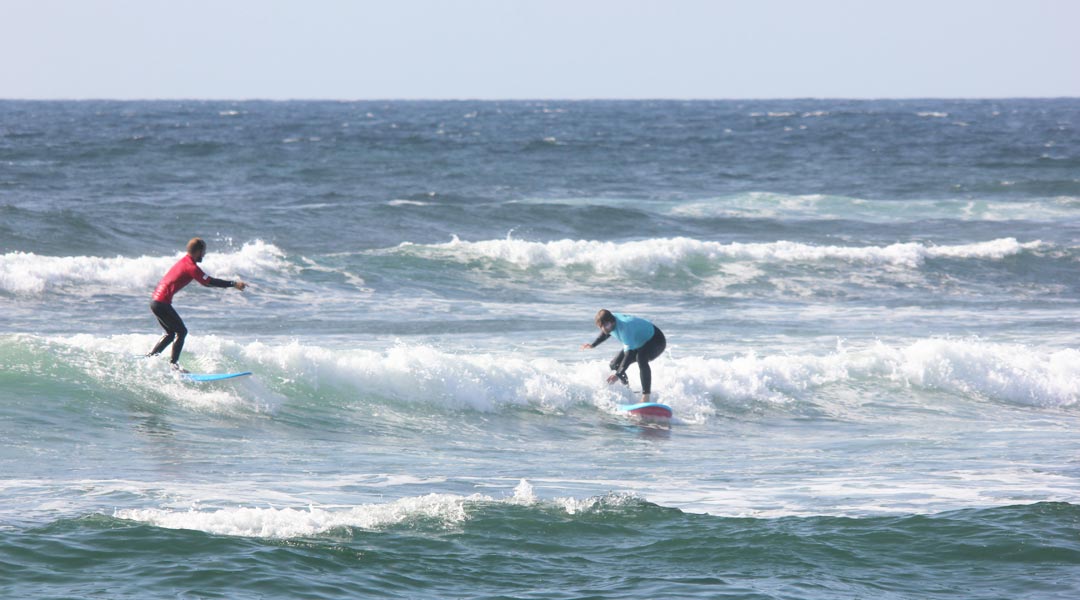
170;363;189;374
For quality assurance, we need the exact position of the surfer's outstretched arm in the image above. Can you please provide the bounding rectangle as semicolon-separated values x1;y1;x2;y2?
203;277;247;290
581;332;610;350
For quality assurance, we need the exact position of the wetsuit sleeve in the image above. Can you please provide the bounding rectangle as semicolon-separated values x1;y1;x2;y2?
204;276;235;288
191;264;235;288
590;332;610;347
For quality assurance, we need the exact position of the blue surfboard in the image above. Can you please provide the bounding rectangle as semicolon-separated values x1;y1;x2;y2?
618;402;673;419
183;371;252;382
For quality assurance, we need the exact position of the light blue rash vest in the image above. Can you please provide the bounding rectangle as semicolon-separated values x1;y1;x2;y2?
610;312;656;351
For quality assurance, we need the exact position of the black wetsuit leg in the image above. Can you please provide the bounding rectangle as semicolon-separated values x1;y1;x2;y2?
149;301;188;364
633;327;667;395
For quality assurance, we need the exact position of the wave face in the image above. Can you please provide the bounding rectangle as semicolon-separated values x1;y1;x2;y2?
5;334;1078;420
2;99;1079;599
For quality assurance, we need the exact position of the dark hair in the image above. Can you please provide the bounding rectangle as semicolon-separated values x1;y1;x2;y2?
186;237;206;255
595;309;615;328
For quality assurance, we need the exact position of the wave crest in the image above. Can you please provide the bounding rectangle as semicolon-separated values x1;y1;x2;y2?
24;334;1080;418
0;240;287;295
406;236;1044;273
113;479;618;539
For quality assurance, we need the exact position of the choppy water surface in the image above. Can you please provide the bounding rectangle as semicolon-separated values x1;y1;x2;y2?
2;99;1079;599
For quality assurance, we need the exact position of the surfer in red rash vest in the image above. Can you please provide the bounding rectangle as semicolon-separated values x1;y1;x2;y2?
147;238;247;371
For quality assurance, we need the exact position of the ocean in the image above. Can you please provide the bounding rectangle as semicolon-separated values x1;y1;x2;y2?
1;99;1078;599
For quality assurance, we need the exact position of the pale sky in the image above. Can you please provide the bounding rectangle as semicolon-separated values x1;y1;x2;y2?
2;0;1078;99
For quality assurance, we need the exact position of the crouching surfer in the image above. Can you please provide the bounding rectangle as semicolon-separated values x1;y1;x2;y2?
580;309;666;403
147;237;246;371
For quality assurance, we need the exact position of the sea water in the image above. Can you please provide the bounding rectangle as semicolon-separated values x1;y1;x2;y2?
1;99;1079;599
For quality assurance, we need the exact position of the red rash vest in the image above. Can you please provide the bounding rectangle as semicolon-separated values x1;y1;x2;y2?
152;255;231;304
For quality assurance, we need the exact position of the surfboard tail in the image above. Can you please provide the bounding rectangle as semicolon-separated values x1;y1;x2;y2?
618;402;673;419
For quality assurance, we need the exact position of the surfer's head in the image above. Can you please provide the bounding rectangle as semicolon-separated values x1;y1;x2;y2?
187;237;207;262
595;309;616;333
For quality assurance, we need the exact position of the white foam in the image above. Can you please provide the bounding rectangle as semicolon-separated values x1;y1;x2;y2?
33;333;1080;419
37;333;274;414
661;338;1080;410
231;336;1077;412
236;339;604;413
109;464;1079;535
892;338;1080;406
0;474;463;525
115;478;542;538
117;494;475;537
0;240;288;296
405;235;1044;274
670;193;1080;223
510;194;1080;223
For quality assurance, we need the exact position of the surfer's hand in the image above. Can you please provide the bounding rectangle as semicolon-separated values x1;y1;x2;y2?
580;343;592;350
234;281;247;291
606;373;620;384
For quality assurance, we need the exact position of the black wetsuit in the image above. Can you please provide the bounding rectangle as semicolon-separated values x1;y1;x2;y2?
149;301;189;364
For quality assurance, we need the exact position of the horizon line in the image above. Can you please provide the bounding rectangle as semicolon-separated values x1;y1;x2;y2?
3;95;1079;102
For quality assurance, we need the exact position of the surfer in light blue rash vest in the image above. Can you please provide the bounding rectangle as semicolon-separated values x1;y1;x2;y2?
581;309;667;403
